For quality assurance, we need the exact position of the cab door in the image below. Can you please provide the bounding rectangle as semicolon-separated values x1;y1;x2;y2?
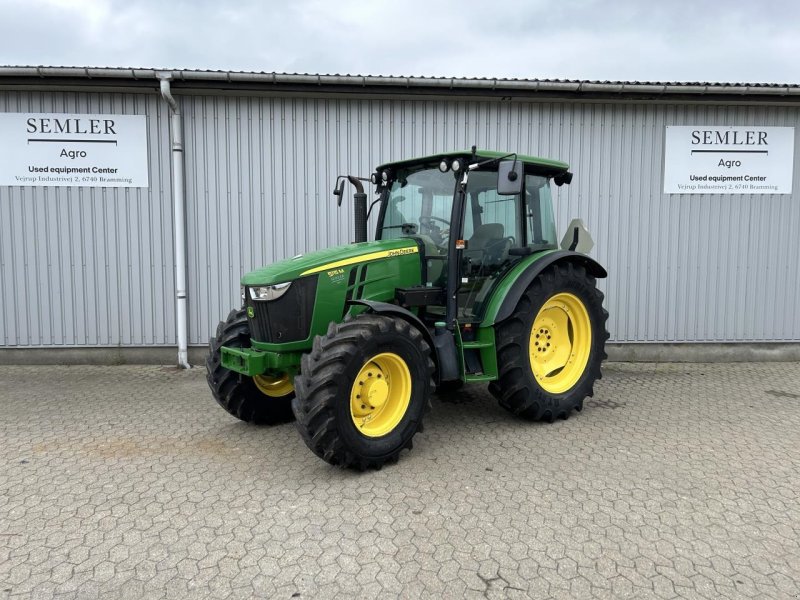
456;169;522;320
456;170;557;321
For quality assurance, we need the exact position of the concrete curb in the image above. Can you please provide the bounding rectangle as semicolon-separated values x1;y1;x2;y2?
1;343;799;366
606;343;800;362
0;347;209;366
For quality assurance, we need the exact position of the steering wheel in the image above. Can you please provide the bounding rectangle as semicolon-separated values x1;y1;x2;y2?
419;216;450;228
419;216;451;246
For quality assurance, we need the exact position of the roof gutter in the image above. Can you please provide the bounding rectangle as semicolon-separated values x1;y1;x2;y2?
0;67;798;99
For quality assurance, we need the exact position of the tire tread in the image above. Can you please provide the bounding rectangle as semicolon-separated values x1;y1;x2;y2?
292;314;434;470
491;262;609;421
206;308;294;425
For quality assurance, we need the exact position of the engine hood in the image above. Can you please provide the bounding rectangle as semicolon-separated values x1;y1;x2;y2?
241;238;420;286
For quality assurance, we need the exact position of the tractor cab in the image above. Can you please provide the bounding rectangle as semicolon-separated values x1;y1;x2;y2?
373;149;571;327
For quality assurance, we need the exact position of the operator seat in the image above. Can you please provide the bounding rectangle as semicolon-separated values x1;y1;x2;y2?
465;223;510;271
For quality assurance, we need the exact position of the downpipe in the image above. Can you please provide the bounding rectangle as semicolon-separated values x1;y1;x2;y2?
158;74;191;369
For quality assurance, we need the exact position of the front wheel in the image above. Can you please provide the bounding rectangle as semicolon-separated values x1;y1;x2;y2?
206;308;295;424
292;314;434;469
490;262;608;421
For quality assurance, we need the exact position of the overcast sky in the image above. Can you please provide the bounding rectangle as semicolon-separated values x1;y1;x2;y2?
1;0;798;83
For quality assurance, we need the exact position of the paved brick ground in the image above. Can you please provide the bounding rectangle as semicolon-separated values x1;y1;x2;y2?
0;363;799;599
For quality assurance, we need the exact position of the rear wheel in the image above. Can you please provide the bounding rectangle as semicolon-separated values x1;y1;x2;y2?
206;308;295;424
490;263;608;421
293;314;434;469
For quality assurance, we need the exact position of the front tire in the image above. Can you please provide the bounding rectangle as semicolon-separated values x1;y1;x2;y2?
490;263;608;421
292;314;434;469
206;308;295;424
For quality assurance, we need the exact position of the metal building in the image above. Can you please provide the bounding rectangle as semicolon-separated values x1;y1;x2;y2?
1;67;799;363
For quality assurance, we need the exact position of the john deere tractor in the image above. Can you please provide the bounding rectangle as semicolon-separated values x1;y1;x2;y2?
207;148;608;469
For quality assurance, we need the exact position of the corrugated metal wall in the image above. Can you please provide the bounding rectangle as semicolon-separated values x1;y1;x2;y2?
181;96;800;344
0;91;174;347
2;90;799;348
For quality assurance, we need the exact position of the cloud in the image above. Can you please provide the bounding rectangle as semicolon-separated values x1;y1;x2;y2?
0;0;798;83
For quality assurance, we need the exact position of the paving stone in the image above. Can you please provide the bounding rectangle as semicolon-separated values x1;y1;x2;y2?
0;362;798;598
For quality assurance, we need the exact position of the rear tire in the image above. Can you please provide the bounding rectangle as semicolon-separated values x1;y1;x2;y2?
292;314;434;469
206;308;295;425
490;263;608;421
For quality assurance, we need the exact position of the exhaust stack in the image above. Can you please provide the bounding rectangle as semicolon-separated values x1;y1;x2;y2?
348;176;368;243
334;176;369;244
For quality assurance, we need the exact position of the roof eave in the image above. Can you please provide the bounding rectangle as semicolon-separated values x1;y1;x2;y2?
0;67;799;101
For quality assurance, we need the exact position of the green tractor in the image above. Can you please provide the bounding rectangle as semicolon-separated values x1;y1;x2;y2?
207;148;609;469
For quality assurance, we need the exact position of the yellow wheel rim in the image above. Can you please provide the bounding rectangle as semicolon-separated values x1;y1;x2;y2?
253;373;294;398
529;292;592;394
350;352;411;438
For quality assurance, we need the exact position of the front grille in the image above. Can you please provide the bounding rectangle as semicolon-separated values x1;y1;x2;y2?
246;275;318;343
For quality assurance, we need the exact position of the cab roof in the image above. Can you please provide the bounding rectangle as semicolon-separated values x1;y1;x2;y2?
377;149;570;176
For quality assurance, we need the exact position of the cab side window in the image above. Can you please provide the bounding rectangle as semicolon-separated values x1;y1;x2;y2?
525;175;558;249
479;187;522;246
464;170;522;266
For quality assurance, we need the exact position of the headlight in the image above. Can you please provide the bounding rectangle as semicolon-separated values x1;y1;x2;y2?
249;281;292;301
439;159;450;172
381;169;390;183
451;159;462;172
370;172;378;185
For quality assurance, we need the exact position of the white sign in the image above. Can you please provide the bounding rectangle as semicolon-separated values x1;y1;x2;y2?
0;112;149;187
663;126;794;194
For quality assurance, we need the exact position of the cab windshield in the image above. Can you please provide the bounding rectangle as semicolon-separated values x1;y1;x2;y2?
377;167;456;245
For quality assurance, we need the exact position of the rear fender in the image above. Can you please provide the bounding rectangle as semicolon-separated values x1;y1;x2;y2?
485;251;607;326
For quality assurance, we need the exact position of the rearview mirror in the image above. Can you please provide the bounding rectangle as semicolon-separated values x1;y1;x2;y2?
333;178;346;206
497;160;523;195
